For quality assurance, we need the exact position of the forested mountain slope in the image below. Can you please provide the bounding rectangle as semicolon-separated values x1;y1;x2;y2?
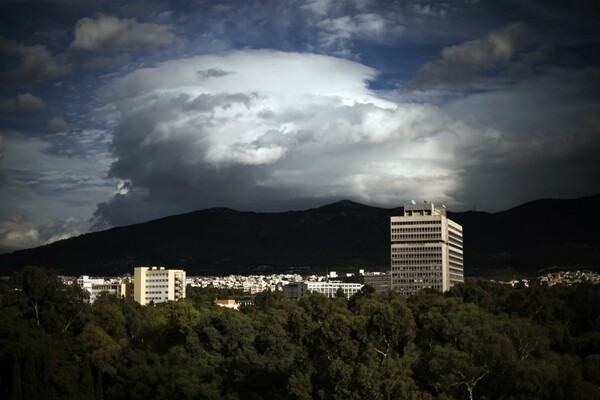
0;195;598;276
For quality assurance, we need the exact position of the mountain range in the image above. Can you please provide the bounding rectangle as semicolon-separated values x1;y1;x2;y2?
1;195;599;277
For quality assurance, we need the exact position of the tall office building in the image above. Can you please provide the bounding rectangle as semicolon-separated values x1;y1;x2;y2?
133;266;186;305
390;201;463;296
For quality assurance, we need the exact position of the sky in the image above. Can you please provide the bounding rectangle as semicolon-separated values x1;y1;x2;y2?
1;0;599;253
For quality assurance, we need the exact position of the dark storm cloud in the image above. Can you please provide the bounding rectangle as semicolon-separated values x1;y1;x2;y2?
0;131;113;251
454;144;600;211
443;65;600;210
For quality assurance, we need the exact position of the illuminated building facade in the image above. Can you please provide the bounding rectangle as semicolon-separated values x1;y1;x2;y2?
391;201;463;296
133;266;186;305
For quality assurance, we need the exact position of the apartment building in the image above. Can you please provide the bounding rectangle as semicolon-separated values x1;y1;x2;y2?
390;201;463;296
133;266;186;305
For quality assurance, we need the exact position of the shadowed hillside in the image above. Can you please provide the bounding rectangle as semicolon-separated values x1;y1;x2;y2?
1;195;599;276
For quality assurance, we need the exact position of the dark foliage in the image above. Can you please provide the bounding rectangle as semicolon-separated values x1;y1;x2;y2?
1;267;600;399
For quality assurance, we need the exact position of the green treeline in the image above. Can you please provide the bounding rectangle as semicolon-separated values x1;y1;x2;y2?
1;267;600;399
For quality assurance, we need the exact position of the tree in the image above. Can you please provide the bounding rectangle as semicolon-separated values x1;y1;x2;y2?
413;297;514;399
79;323;122;377
11;267;60;327
8;267;89;333
195;307;260;397
354;294;416;363
106;346;222;400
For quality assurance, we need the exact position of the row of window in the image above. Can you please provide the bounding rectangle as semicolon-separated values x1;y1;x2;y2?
391;220;441;225
392;265;443;271
394;271;442;278
392;252;442;257
449;245;463;253
448;231;463;239
392;262;444;267
391;234;444;241
307;289;362;298
392;258;442;263
146;297;167;301
448;238;463;246
391;227;442;233
394;284;443;291
93;285;119;290
392;246;443;253
448;225;463;233
395;278;442;284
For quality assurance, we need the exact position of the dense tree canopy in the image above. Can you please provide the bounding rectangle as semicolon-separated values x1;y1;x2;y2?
1;267;599;399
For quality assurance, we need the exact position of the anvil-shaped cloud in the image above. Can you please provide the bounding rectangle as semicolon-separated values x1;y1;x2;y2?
94;50;502;226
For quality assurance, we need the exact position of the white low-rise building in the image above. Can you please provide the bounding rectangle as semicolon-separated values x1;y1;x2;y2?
284;281;363;299
77;275;130;302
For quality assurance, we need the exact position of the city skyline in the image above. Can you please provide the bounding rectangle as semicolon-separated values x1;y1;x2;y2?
1;0;599;253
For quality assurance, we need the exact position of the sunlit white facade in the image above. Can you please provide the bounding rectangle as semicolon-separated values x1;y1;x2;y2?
133;266;186;305
77;275;130;303
391;202;463;296
283;281;363;299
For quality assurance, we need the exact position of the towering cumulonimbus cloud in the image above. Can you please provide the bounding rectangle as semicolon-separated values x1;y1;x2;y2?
0;1;599;252
93;50;502;227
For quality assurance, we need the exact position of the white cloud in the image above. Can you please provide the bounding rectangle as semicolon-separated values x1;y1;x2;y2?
317;13;403;55
0;93;46;113
0;215;89;253
0;217;39;251
93;50;505;226
409;4;447;18
45;117;71;133
409;22;527;88
71;14;175;51
302;0;332;15
0;36;72;83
